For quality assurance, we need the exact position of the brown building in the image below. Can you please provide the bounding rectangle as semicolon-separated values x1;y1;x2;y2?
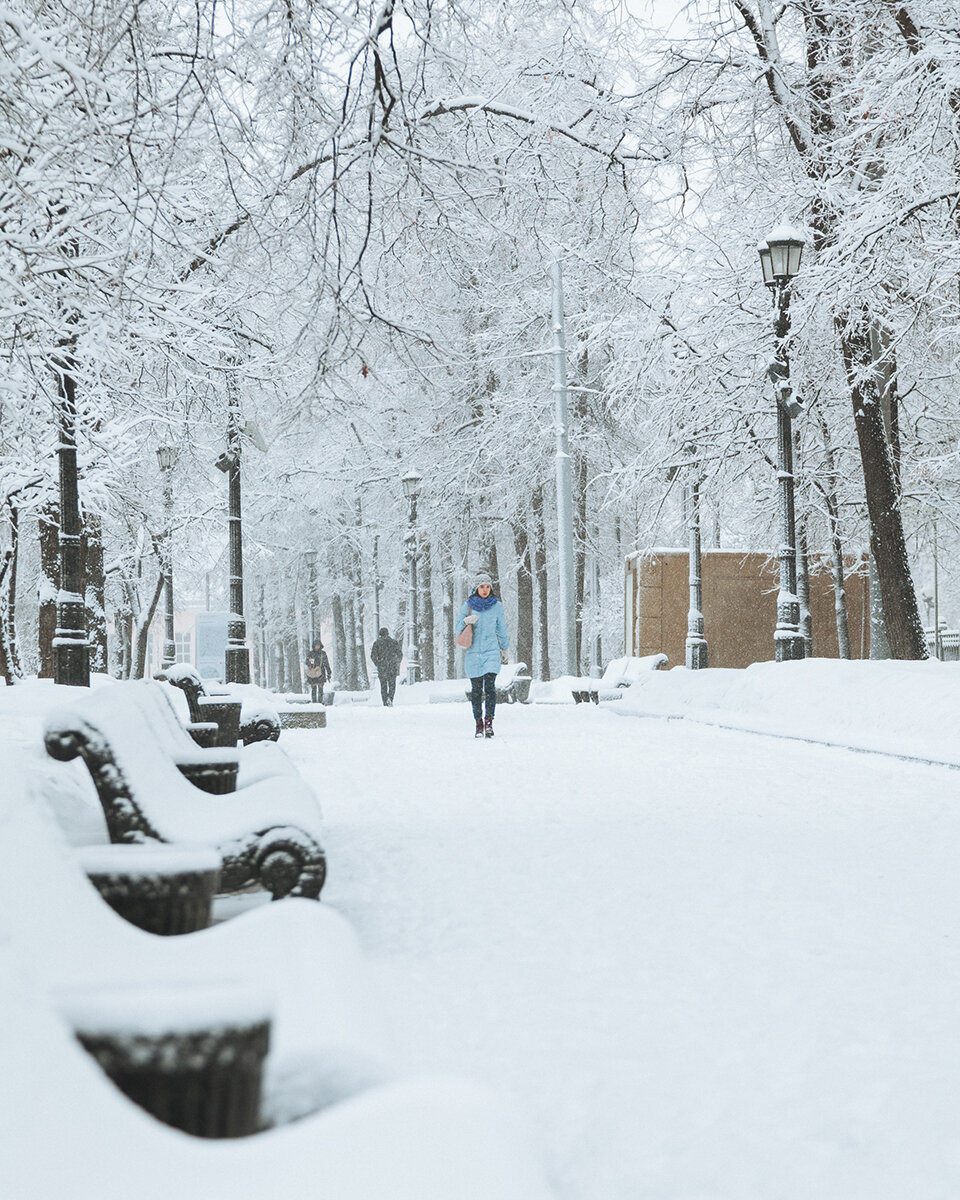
624;549;870;668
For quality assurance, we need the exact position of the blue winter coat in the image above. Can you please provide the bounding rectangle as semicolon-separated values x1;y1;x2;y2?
457;597;509;678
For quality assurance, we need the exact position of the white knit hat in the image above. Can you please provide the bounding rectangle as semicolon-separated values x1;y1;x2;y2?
473;572;493;590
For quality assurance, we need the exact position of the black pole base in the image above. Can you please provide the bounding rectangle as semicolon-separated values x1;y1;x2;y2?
685;639;709;670
225;646;250;685
774;633;805;662
54;640;90;687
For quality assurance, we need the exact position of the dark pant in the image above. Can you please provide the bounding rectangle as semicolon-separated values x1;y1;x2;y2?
379;674;397;705
470;673;497;720
309;681;323;703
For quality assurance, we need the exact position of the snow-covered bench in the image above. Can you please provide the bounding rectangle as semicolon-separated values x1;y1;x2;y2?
1;765;557;1195
44;683;326;900
462;662;532;705
160;663;281;747
137;682;299;793
571;654;668;704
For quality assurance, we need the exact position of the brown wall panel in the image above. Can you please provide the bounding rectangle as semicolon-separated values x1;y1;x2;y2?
625;550;869;668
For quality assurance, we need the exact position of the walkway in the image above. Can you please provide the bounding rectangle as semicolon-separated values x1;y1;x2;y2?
284;702;960;1200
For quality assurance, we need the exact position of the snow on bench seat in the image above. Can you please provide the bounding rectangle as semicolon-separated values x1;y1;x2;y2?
44;682;326;900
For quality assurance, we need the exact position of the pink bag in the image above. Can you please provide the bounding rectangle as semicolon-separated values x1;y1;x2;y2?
455;606;473;648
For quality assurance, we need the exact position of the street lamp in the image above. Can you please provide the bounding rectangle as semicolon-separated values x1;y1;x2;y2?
156;446;178;670
758;223;805;662
683;444;708;670
219;381;250;684
402;470;423;686
52;355;89;687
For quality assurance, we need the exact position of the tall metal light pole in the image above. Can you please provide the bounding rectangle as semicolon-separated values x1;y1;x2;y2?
303;550;318;645
402;469;423;686
52;353;89;687
156;446;178;670
219;382;250;683
550;260;578;677
684;446;708;670
758;225;806;663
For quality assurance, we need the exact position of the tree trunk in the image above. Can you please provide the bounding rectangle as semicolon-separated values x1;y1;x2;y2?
331;592;346;684
38;503;59;678
343;592;358;689
444;564;455;680
0;553;12;684
420;542;435;681
513;519;534;672
532;485;549;680
82;515;107;673
796;518;812;658
840;318;926;658
4;508;23;679
574;443;587;676
284;627;300;693
132;573;164;679
816;412;852;659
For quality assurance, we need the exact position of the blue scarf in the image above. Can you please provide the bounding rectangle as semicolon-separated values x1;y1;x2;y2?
468;591;498;612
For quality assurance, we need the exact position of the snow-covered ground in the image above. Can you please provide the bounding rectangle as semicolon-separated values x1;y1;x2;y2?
5;662;960;1198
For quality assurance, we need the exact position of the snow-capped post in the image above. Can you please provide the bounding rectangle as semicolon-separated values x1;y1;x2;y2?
684;446;708;670
156;446;177;670
52;347;90;688
758;225;805;663
402;469;423;686
220;375;250;684
549;260;577;678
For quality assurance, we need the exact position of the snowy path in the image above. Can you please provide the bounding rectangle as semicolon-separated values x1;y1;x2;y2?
285;703;960;1200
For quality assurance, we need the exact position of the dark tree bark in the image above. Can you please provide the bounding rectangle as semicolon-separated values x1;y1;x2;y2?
343;592;358;690
444;563;455;680
3;506;23;679
840;318;926;659
38;503;59;678
420;541;434;680
532;485;549;680
331;592;347;686
132;573;164;679
815;412;852;659
513;519;534;673
82;515;107;673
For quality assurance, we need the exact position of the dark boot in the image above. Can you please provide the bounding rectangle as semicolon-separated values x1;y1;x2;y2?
484;716;494;738
475;717;484;738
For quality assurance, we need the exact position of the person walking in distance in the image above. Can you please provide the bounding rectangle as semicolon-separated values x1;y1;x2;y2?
304;640;331;704
456;572;509;738
370;627;403;707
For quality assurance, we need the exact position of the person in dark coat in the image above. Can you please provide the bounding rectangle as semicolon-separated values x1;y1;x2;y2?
455;571;509;738
304;640;331;703
370;627;403;706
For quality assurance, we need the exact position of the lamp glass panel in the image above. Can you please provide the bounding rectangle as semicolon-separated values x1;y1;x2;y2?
402;473;423;498
768;239;790;278
758;245;774;286
156;447;176;470
786;239;803;277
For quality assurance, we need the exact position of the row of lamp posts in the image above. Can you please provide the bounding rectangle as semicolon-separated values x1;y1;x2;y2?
53;234;804;689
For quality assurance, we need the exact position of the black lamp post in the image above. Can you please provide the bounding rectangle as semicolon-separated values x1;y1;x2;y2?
156;446;177;670
402;469;423;686
52;356;89;687
219;385;250;684
758;224;806;662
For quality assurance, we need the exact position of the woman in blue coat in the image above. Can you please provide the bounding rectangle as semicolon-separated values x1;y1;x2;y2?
456;571;510;738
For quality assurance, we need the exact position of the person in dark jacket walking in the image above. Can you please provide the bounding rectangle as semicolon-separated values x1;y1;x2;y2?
304;640;331;703
455;571;509;738
370;627;403;706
